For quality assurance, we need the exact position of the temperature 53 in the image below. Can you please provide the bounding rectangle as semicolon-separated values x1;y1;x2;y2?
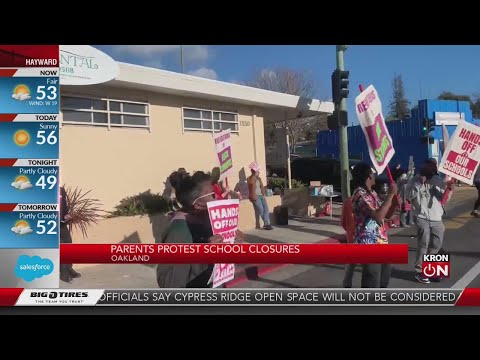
35;175;57;190
36;220;57;235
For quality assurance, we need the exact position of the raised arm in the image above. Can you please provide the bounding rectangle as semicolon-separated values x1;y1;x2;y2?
405;175;423;201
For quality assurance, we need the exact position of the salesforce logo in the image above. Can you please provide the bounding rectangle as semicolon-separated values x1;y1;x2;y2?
14;255;54;282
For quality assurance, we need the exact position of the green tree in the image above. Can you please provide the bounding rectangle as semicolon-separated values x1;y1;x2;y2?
437;91;471;102
437;91;480;118
388;74;410;121
472;97;480;118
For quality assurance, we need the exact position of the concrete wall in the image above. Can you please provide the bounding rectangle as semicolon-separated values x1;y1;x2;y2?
281;189;325;217
70;196;282;244
60;84;268;211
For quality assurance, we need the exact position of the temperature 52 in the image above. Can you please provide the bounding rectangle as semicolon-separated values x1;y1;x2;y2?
36;220;57;235
35;175;57;190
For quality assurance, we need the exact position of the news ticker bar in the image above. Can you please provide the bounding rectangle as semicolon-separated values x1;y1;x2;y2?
59;244;408;264
1;288;480;306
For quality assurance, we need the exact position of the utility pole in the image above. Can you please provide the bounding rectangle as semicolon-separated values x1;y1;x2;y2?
180;45;185;74
336;45;350;199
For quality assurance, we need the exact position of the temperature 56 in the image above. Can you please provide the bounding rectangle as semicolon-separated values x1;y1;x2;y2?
35;175;57;190
36;220;57;235
36;130;57;145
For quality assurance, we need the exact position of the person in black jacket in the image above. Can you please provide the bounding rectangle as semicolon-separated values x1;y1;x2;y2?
60;186;81;283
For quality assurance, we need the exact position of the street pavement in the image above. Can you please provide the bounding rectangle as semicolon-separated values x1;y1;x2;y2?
61;186;479;289
232;185;480;289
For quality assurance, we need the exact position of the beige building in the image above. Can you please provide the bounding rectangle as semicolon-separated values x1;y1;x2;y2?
60;62;333;211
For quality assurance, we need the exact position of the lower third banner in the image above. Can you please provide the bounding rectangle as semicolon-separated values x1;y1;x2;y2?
3;288;480;306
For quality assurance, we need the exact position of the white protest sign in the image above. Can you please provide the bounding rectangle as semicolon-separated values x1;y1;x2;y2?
355;85;395;174
207;198;239;288
438;121;480;185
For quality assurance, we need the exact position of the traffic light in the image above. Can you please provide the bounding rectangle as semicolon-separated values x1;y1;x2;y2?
420;118;436;144
327;110;348;130
331;69;349;105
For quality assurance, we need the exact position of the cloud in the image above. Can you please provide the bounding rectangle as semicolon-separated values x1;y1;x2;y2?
11;226;33;235
142;59;163;69
11;181;33;190
12;92;31;101
109;45;210;65
20;227;33;235
183;45;210;63
20;181;33;190
188;67;218;80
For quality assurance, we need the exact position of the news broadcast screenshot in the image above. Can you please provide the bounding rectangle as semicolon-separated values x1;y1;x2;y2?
0;44;479;314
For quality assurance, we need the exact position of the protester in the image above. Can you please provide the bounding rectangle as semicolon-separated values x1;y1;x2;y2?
471;167;480;218
157;171;244;288
59;186;81;283
392;163;403;182
397;171;412;227
406;158;454;284
211;167;230;200
341;196;357;287
247;162;273;230
351;163;397;288
168;168;189;211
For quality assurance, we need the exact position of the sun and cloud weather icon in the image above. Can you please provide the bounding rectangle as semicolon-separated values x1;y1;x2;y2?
12;84;31;101
11;220;33;235
11;175;33;190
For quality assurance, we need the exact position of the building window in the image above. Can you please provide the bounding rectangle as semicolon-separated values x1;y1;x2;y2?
61;96;150;129
183;107;239;133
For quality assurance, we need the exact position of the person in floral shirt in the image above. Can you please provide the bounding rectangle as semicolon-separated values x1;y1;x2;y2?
351;163;397;288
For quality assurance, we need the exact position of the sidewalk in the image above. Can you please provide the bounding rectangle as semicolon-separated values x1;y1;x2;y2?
61;216;348;289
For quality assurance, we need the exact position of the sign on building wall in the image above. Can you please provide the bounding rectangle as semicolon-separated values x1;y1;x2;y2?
60;45;119;86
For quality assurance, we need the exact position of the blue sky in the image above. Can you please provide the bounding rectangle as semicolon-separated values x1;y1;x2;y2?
96;45;480;121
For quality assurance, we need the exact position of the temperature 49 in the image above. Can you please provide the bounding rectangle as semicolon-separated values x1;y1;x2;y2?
35;175;57;190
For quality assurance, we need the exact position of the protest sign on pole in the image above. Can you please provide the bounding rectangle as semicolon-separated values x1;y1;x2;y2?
207;198;239;288
355;85;395;177
408;156;415;173
438;120;480;185
213;129;233;184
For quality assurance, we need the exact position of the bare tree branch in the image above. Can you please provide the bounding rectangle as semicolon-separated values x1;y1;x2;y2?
248;68;323;150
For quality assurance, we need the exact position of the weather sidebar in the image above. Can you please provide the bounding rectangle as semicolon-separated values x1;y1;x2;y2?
0;45;60;288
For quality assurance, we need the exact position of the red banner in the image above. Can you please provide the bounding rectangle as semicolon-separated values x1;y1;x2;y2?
455;288;480;306
60;243;408;264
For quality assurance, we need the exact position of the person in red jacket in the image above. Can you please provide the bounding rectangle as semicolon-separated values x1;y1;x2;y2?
211;167;230;200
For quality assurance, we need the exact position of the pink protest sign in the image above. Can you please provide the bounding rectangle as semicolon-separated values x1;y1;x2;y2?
213;129;233;180
207;198;240;288
355;85;395;174
439;121;480;185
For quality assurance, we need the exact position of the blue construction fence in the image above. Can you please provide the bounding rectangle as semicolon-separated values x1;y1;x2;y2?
316;99;478;171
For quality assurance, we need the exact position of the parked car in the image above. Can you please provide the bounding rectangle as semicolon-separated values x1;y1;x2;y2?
290;157;389;200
